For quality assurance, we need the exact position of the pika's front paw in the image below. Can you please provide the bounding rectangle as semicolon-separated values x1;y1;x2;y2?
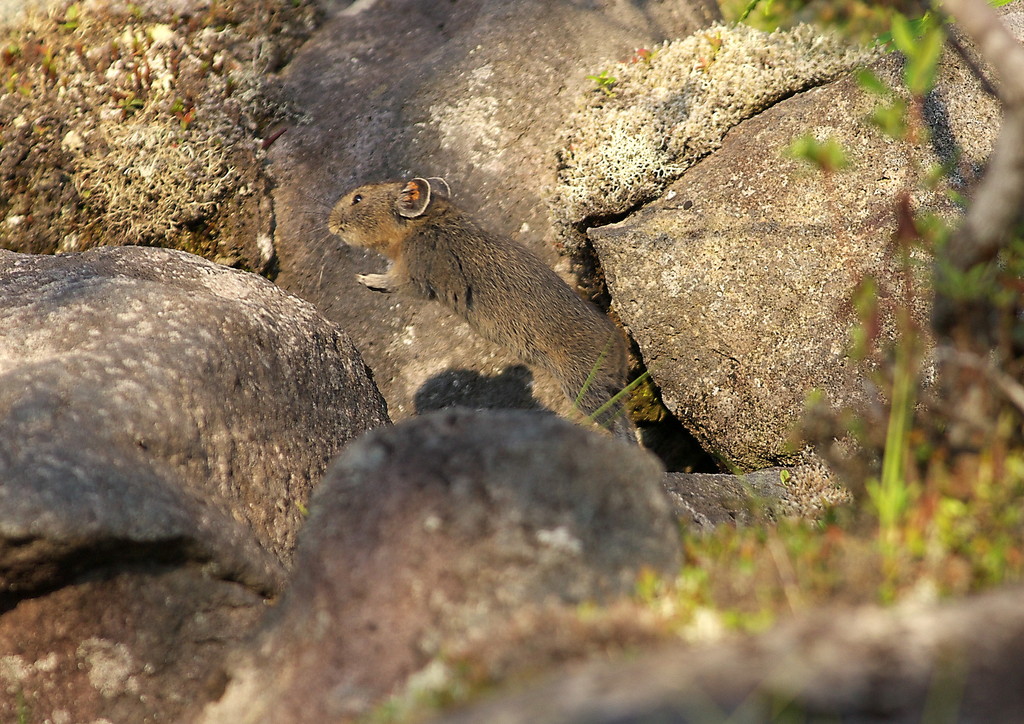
357;273;395;293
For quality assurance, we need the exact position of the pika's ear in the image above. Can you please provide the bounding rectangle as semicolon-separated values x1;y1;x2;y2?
426;177;450;200
397;178;432;218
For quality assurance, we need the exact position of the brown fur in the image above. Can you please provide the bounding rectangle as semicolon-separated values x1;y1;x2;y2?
329;177;631;435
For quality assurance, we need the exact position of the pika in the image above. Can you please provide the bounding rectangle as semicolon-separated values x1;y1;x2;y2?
328;176;632;435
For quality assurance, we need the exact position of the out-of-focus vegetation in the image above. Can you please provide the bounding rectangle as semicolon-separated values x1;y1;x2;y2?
660;0;1024;632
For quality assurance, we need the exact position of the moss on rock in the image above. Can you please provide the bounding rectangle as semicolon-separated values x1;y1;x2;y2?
0;0;319;272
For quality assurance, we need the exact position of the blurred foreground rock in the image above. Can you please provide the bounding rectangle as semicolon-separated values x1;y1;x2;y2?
197;408;680;723
431;584;1024;724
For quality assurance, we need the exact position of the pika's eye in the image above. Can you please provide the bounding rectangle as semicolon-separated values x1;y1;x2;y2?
352;194;363;205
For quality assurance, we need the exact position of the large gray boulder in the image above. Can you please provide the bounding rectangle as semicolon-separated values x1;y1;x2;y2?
586;37;1003;470
268;0;719;421
197;408;680;723
0;246;388;723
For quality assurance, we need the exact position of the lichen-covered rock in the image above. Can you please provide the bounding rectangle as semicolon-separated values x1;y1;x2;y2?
586;38;1002;470
197;408;679;723
551;23;879;252
0;245;388;723
269;0;719;420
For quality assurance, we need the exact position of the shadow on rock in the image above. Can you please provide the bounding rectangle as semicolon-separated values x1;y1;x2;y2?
414;364;543;414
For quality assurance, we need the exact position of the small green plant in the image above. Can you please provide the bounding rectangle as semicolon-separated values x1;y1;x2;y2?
784;132;850;173
171;97;196;129
864;316;918;552
888;13;945;97
635;566;666;604
572;334;636;427
705;31;723;59
59;3;82;31
2;42;21;64
728;0;940;41
40;44;57;82
117;91;145;115
857;12;946;145
16;689;30;724
693;31;724;72
586;69;617;97
586;371;650;427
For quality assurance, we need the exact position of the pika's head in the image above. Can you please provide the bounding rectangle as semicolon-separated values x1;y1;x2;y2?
328;176;451;254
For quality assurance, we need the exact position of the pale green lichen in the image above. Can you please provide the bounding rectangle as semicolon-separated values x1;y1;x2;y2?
552;23;880;250
76;637;138;698
73;117;237;241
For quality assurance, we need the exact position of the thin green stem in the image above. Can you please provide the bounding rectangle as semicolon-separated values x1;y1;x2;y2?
587;371;650;425
574;335;615;409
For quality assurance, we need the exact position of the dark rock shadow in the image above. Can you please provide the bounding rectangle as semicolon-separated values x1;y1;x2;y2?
414;365;546;415
639;414;719;474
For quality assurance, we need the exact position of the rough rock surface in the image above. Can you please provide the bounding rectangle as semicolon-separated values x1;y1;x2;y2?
588;42;1003;470
664;458;847;525
430;584;1024;724
663;469;785;527
0;568;265;724
197;408;680;723
268;0;719;421
0;245;388;723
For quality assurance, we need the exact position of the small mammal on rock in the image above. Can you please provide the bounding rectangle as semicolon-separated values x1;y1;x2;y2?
328;176;632;436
